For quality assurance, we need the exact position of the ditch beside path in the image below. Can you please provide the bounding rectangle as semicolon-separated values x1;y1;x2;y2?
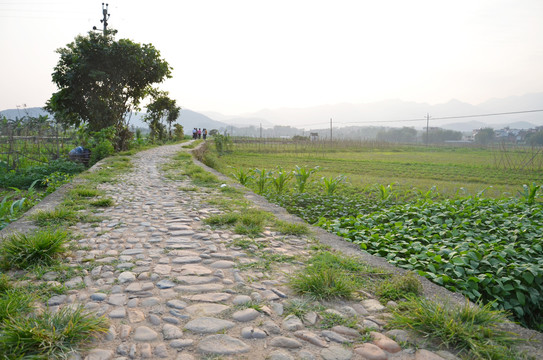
3;142;543;360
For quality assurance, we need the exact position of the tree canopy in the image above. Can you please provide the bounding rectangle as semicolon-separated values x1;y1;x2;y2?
46;29;172;149
144;93;181;142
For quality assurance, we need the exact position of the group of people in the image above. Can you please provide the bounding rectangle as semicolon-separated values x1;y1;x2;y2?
192;128;207;140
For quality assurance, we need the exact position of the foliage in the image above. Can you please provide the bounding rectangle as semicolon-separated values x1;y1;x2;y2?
271;167;292;194
173;123;184;140
0;159;84;189
0;305;108;359
517;182;540;205
475;127;496;145
0;230;69;270
230;167;253;186
526;130;543;146
320;195;543;328
376;127;418;143
389;297;526;360
42;171;73;194
293;165;319;193
214;134;232;155
145;92;181;142
253;168;272;195
321;174;346;196
46;29;172;150
31;207;79;227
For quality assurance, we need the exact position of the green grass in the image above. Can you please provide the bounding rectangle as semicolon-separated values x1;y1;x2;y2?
0;230;69;270
389;297;528;360
376;271;423;302
318;310;358;329
90;198;114;207
0;305;109;359
0;289;35;322
273;220;310;236
31;207;79;227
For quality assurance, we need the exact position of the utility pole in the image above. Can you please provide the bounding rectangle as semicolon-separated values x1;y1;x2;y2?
93;3;110;34
102;3;110;33
426;113;430;146
330;118;333;142
260;123;262;139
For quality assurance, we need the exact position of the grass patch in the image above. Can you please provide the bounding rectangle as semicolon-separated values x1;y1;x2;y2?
229;238;267;250
273;220;310;236
0;230;69;270
0;289;35;322
31;207;79;227
376;271;423;302
90;198;114;207
0;305;108;359
204;212;240;226
319;310;358;329
389;297;527;360
69;186;102;198
289;251;385;300
204;209;273;238
283;298;323;319
289;267;358;300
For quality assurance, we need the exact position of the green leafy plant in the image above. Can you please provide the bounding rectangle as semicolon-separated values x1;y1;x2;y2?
293;165;319;193
321;174;346;196
0;230;69;270
271;167;292;194
518;182;540;204
231;167;253;186
254;168;272;195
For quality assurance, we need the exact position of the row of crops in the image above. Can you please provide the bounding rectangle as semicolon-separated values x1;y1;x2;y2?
224;164;542;330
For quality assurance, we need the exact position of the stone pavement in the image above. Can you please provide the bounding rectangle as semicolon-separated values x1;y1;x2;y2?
37;143;515;360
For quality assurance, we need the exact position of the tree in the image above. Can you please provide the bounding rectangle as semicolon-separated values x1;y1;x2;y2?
144;93;181;142
46;29;172;150
526;130;543;146
475;128;495;145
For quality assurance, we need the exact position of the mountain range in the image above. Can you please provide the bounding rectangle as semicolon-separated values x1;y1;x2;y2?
1;92;542;133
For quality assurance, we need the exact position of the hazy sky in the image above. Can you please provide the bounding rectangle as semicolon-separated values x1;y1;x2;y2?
1;0;542;115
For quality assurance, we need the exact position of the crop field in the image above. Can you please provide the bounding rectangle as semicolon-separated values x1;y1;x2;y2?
209;139;543;330
215;140;543;196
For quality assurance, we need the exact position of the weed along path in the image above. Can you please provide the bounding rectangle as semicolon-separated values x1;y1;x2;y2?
2;142;542;360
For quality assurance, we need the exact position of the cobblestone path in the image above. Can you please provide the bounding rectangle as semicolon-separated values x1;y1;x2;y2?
50;144;476;359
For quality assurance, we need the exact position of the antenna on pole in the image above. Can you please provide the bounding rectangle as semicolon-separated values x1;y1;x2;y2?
92;3;110;34
101;3;110;33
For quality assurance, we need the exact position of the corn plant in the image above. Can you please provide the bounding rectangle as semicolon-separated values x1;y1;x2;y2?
321;174;346;196
375;183;396;201
518;182;540;205
254;168;272;195
230;167;253;186
293;165;319;193
271;167;292;194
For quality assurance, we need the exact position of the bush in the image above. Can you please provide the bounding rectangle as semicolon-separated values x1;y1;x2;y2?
89;140;114;166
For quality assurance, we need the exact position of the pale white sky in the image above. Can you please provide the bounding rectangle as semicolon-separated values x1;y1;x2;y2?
1;0;542;115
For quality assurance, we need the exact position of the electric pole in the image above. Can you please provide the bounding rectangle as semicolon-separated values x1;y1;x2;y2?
330;118;333;142
426;113;430;146
101;3;110;33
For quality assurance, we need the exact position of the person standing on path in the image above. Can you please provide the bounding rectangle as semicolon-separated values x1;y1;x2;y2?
197;128;202;139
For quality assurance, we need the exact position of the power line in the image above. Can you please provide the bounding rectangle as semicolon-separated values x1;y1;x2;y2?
296;108;543;128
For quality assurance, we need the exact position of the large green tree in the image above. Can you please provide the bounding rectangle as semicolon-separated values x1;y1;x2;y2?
46;30;172;149
474;127;496;145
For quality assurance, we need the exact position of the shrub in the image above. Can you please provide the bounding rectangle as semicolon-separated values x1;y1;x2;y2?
89;140;114;166
0;159;84;189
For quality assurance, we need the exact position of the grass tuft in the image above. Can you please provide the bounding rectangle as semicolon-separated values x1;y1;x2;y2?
31;207;79;227
376;271;423;301
0;230;69;270
0;289;35;322
0;305;109;359
389;297;527;360
90;198;114;207
274;220;310;236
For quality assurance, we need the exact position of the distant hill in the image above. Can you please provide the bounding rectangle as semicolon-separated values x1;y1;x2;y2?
225;93;543;132
0;107;230;132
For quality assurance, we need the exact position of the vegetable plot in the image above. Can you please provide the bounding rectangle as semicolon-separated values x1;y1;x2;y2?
319;197;543;329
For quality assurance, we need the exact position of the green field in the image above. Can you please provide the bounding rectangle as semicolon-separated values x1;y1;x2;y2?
208;139;543;329
214;141;543;197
